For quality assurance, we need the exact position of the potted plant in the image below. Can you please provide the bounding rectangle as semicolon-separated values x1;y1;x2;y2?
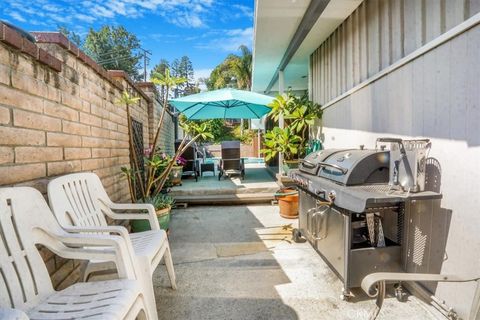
117;69;213;204
131;194;175;233
261;127;301;174
170;156;186;186
264;92;322;174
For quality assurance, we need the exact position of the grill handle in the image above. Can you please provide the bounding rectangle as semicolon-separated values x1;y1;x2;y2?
300;159;317;169
376;137;404;144
376;137;431;151
318;162;348;175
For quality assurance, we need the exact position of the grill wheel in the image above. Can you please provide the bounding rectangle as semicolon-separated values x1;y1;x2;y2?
292;228;306;243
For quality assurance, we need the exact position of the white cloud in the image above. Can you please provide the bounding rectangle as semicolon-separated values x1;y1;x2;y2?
168;11;204;28
75;14;96;23
194;68;212;91
91;4;116;18
43;4;62;12
197;27;253;52
232;4;253;19
8;11;26;22
2;0;253;33
194;68;212;81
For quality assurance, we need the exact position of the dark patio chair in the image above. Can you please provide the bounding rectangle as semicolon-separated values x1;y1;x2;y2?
218;141;245;180
175;140;201;182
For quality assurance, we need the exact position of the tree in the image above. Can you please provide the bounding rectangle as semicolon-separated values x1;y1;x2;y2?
229;45;252;90
206;54;238;90
151;59;170;103
151;59;170;78
83;26;142;81
119;68;213;201
206;46;252;91
57;26;82;47
151;68;187;143
171;56;195;96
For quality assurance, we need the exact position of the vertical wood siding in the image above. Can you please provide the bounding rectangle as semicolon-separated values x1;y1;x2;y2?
312;0;480;106
310;1;480;318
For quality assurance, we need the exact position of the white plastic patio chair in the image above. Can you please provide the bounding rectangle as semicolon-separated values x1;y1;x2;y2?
362;272;480;320
0;187;151;319
48;172;177;320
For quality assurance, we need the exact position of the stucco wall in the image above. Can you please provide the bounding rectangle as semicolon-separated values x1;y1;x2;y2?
310;5;480;319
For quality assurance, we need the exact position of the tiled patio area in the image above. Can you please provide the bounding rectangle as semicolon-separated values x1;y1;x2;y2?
169;164;279;204
152;205;441;320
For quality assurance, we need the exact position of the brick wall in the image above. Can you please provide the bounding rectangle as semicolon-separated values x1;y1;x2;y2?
0;24;174;288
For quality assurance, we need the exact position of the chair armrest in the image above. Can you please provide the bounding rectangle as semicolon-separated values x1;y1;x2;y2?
361;272;478;297
62;225;137;271
0;308;29;319
361;272;480;320
62;226;133;249
42;229;139;280
100;201;160;230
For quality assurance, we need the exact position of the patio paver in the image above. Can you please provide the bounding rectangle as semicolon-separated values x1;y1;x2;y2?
152;205;441;320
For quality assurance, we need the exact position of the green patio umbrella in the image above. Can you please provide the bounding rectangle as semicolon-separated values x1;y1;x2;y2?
170;88;273;119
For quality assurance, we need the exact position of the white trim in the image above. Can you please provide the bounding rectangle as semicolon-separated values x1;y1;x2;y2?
321;11;480;110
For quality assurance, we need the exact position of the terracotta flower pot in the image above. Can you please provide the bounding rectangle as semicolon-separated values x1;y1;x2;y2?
275;188;299;219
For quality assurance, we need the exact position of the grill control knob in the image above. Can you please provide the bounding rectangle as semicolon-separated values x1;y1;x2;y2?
328;190;336;201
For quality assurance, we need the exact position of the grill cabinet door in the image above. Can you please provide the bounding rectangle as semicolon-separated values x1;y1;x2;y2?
298;190;316;242
314;208;346;280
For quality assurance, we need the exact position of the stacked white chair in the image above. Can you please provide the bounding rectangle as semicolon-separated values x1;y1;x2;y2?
0;187;151;319
48;172;177;320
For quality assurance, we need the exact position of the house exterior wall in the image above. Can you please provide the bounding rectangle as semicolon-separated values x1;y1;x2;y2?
310;1;480;318
311;0;480;105
0;24;174;290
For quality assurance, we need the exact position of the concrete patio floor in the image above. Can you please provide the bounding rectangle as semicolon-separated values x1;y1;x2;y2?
152;205;441;320
169;164;279;204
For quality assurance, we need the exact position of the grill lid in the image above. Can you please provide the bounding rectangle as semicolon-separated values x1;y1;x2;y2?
299;149;349;176
300;148;390;186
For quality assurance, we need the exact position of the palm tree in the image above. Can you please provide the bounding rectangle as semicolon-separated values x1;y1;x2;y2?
229;45;252;133
229;45;252;90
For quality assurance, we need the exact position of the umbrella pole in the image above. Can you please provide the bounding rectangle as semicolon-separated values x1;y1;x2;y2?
257;129;261;158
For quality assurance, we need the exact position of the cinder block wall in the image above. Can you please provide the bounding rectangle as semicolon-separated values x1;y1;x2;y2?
0;24;174;288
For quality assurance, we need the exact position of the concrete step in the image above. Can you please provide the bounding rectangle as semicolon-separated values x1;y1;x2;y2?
173;192;275;205
170;186;279;196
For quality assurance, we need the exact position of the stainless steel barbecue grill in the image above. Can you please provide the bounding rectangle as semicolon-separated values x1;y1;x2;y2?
290;138;441;300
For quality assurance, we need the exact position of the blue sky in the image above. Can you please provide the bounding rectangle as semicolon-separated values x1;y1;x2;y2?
0;0;254;81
